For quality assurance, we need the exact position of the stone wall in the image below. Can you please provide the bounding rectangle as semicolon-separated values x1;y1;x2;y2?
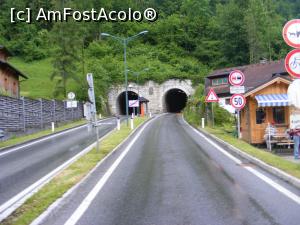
108;79;194;114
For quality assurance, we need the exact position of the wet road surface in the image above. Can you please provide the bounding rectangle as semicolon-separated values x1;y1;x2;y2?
0;118;118;205
33;114;300;225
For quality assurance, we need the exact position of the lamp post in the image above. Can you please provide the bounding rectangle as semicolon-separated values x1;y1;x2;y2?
100;31;148;125
127;68;149;115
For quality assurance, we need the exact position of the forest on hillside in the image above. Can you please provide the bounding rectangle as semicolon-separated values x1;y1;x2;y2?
0;0;299;109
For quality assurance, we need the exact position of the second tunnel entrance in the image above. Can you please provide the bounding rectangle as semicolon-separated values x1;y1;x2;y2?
164;89;188;113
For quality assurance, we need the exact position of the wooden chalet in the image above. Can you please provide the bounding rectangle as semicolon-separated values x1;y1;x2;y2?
0;45;27;98
206;60;293;144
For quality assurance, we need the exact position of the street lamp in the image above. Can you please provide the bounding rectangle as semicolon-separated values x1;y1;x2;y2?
127;68;149;115
100;31;148;125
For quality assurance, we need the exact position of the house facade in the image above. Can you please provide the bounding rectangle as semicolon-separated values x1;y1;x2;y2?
0;45;27;98
206;60;293;144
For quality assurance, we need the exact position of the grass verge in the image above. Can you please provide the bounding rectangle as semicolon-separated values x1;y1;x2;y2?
0;120;87;150
203;126;300;179
1;117;147;225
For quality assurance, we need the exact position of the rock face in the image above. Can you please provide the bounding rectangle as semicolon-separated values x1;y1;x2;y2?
108;79;194;115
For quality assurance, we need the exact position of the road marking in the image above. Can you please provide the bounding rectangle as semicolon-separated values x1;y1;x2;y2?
0;118;113;157
246;167;300;204
0;122;116;222
63;116;157;225
183;120;242;165
183;118;300;205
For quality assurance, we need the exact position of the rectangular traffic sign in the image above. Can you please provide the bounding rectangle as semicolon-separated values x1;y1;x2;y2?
230;86;245;94
129;100;139;107
66;101;78;108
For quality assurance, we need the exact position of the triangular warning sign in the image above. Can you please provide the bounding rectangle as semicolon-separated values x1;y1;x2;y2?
205;88;219;102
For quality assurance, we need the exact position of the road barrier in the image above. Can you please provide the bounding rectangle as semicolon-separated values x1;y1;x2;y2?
0;95;84;132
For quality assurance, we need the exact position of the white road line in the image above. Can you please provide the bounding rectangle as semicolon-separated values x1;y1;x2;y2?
64;116;156;225
246;167;300;204
183;118;300;205
183;120;242;165
0;118;113;157
0;124;116;222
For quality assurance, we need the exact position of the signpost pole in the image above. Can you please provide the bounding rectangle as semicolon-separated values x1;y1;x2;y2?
237;110;240;138
95;113;99;152
211;103;214;128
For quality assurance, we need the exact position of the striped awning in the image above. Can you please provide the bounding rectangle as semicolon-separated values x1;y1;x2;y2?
255;94;290;107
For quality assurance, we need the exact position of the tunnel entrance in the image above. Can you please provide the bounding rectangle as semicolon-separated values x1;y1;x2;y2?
117;91;139;115
164;88;188;113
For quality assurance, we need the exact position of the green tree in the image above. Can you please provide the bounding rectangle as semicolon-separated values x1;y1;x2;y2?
50;21;81;98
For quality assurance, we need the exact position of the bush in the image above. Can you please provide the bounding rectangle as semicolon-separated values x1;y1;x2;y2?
184;84;234;127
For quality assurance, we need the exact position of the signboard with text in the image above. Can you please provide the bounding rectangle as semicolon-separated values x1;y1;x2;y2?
66;100;78;108
230;86;245;94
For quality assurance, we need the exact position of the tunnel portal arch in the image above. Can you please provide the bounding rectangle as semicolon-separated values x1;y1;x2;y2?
163;88;188;113
116;91;139;115
108;79;194;115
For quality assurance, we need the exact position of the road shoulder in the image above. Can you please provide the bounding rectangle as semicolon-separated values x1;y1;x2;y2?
183;118;300;189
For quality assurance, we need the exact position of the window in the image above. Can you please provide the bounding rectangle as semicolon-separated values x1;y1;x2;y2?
256;108;266;124
212;78;228;86
149;87;153;95
225;99;230;105
273;107;285;124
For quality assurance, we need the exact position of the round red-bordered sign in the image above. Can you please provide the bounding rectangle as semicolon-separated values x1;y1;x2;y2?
282;19;300;48
229;70;245;86
285;49;300;78
230;94;246;110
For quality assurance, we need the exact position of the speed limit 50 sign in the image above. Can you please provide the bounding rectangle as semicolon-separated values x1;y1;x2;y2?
230;94;246;109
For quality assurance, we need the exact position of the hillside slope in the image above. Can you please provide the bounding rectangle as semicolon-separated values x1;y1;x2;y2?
10;58;80;100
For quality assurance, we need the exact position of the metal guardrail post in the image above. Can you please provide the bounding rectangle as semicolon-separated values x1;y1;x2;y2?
53;99;56;123
63;100;66;121
40;98;43;129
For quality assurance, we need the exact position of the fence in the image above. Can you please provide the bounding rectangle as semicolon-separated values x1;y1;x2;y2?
0;95;84;131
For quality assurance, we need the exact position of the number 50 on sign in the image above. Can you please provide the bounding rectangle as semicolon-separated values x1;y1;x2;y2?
230;94;246;109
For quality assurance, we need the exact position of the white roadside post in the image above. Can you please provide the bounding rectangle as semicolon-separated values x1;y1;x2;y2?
87;73;99;152
130;115;134;130
51;122;55;133
117;117;121;131
201;118;205;128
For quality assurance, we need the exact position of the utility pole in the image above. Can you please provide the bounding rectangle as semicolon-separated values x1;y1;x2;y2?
87;73;99;151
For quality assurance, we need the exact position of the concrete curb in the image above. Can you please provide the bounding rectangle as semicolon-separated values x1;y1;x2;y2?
30;116;155;225
197;126;300;189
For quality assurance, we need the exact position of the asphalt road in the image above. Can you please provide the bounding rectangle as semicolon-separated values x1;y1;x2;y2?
34;114;300;225
0;117;119;206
